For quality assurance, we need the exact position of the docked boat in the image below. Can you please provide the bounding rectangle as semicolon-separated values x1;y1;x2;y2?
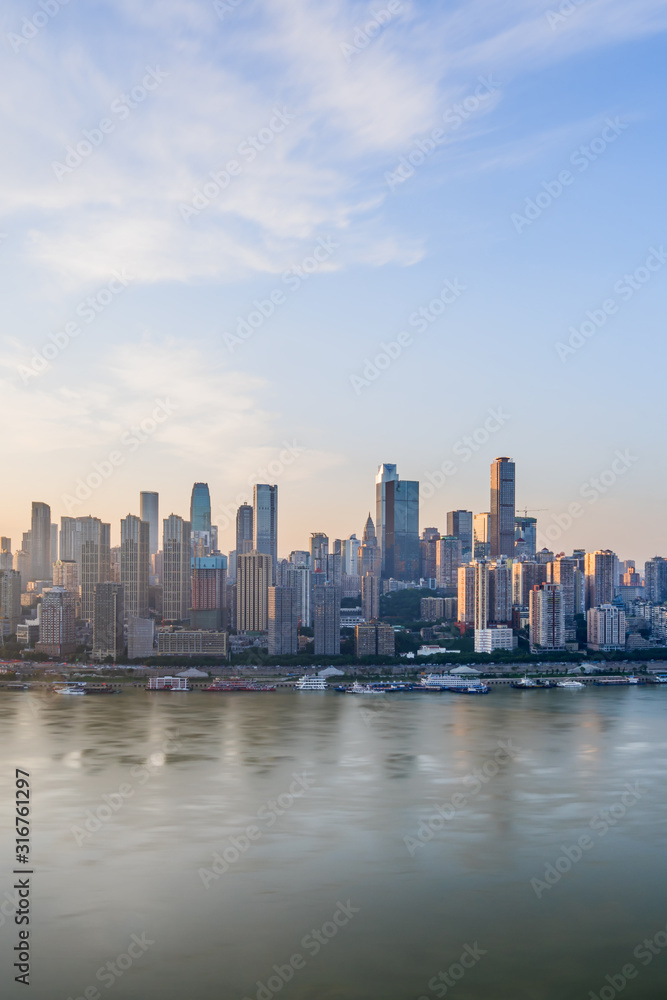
420;674;489;694
449;682;490;695
511;676;538;689
651;674;667;684
294;675;328;690
349;682;385;695
557;679;585;689
146;676;190;691
54;683;86;696
627;676;640;684
202;680;275;692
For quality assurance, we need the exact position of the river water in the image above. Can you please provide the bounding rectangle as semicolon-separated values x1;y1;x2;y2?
1;686;666;1000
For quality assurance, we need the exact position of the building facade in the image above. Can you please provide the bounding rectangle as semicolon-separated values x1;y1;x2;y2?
375;464;419;581
490;458;515;558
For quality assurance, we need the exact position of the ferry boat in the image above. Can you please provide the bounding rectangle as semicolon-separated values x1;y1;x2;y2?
146;676;190;692
54;683;86;696
651;673;667;684
420;674;489;694
511;676;538;689
202;680;276;692
349;682;385;695
294;675;328;690
557;679;585;689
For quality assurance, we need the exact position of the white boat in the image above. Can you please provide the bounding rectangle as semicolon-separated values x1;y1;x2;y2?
54;684;86;696
557;679;585;689
511;676;537;689
627;676;639;685
349;682;385;695
294;675;328;690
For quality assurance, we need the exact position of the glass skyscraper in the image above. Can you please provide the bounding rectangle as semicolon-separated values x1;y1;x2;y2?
375;464;419;581
140;492;159;556
253;484;278;580
190;483;212;556
490;457;516;558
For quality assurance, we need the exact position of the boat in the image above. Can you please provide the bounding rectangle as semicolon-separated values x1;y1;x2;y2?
54;683;86;696
420;674;489;694
627;676;640;684
294;675;328;690
202;680;276;692
146;676;190;691
650;674;667;684
349;682;385;695
448;683;490;695
557;679;585;689
511;676;538;689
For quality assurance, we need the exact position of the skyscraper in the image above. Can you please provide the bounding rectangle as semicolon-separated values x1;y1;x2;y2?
268;586;298;655
645;557;667;603
357;515;379;577
587;604;626;651
0;538;12;572
140;492;159;557
53;560;79;594
435;536;462;589
79;517;111;620
473;513;490;558
375;463;419;580
489;558;512;624
446;511;473;564
342;535;360;576
474;560;490;631
163;515;192;622
419;527;440;582
310;533;329;574
529;583;565;651
93;582;125;660
511;560;545;607
59;517;81;563
547;556;578;640
30;501;52;581
236;503;254;554
120;515;150;618
361;571;380;621
191;554;227;629
490;457;515;558
457;565;476;625
253;484;278;581
284;561;311;626
190;482;212;556
0;570;21;636
237;550;272;632
36;586;76;657
515;516;537;558
313;583;340;656
584;550;616;609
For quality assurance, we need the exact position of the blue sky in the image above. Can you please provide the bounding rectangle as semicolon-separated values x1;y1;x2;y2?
0;0;666;562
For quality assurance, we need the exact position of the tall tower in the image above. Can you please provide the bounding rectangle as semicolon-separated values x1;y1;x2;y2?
474;560;490;631
473;513;490;558
36;587;76;657
446;511;473;564
435;536;462;589
375;464;419;581
236;503;254;555
191;555;227;629
93;582;125;660
79;517;111;620
190;483;212;556
357;515;379;577
310;533;329;574
120;515;150;619
313;582;340;656
237;550;272;632
30;502;52;581
529;583;565;651
162;515;191;622
547;556;577;640
490;457;515;558
0;570;21;635
253;485;278;581
584;550;616;609
268;586;298;655
457;564;476;625
140;492;160;557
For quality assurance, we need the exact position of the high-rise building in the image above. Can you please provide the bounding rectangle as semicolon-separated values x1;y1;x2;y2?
79;517;111;620
587;604;626;651
547;556;578;640
236;503;254;555
355;622;394;657
268;586;298;655
435;536;462;590
342;535;360;576
645;557;667;603
325;551;342;587
120;515;150;619
313;583;340;656
474;627;514;653
140;492;160;557
357;515;379;577
92;582;125;660
375;464;419;581
36;586;76;656
473;513;490;558
284;562;311;627
59;517;81;563
0;570;21;636
110;546;122;584
584;550;617;610
51;523;58;566
253;484;278;580
127;617;155;660
457;565;476;625
237;550;272;632
310;533;329;574
190;483;212;556
191;555;227;629
361;571;380;621
511;560;546;607
419;527;440;582
446;511;473;564
162;515;192;622
0;538;12;572
489;558;512;624
474;560;490;631
14;549;31;591
529;583;565;650
30;502;52;581
421;597;445;621
52;559;79;594
514;516;537;558
490;457;515;558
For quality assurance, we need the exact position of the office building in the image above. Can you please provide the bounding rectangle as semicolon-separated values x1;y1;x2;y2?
585;550;617;610
162;515;192;622
237;550;272;632
30;501;52;581
191;554;227;630
512;560;545;607
375;464;420;581
490;558;512;624
310;533;329;574
127;617;155;659
79;517;111;620
0;570;21;636
587;604;626;651
313;583;340;656
268;586;298;655
515;516;537;558
355;622;395;657
435;535;462;590
361;571;380;621
474;626;513;653
0;538;12;572
357;515;379;577
92;582;124;660
490;457;515;558
446;511;473;564
283;562;311;626
253;484;278;580
457;564;476;625
419;527;440;583
120;515;150;619
140;492;160;556
236;503;254;555
529;583;565;651
645;557;667;603
36;586;76;656
342;535;360;576
473;513;490;558
190;482;212;556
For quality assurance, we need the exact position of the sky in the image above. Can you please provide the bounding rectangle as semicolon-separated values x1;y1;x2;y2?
0;0;666;564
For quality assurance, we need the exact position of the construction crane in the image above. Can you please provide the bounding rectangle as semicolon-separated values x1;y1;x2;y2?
518;508;548;518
